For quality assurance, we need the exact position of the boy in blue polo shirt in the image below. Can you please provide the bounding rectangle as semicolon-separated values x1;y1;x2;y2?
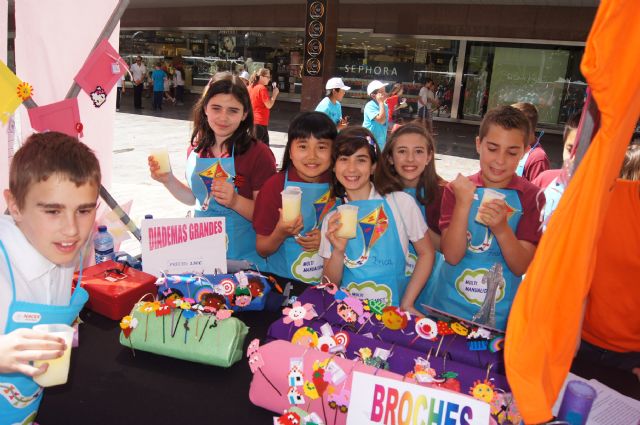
362;80;389;148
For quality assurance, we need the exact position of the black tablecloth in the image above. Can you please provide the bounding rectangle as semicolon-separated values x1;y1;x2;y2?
38;308;280;424
37;306;639;424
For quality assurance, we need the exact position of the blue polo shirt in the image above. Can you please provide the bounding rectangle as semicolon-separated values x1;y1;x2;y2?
315;97;342;124
152;69;166;92
363;100;389;149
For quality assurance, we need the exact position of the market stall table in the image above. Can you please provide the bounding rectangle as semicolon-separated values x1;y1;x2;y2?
38;307;280;424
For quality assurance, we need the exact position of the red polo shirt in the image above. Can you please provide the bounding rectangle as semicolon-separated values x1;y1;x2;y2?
439;172;543;245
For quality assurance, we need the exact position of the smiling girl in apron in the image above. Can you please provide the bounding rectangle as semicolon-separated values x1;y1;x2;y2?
319;127;434;315
0;241;88;425
149;76;276;270
254;112;338;285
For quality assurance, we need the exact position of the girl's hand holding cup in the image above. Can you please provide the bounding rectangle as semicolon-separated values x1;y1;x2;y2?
326;212;348;254
211;179;237;209
275;209;303;238
296;228;321;252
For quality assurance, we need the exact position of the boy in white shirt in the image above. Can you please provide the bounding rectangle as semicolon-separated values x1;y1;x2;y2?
0;131;100;423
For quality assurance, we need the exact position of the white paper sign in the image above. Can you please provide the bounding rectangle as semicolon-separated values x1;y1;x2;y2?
141;217;226;276
346;372;490;425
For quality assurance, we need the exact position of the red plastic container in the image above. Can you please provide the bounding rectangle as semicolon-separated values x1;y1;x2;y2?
73;260;157;320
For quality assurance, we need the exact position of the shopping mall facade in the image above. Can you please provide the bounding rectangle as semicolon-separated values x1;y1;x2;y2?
121;0;596;129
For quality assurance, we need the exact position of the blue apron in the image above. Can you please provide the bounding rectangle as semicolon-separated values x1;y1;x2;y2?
186;148;265;270
421;187;523;331
541;176;565;229
516;136;542;177
266;171;335;284
342;196;407;307
402;188;425;277
0;241;88;425
402;188;446;314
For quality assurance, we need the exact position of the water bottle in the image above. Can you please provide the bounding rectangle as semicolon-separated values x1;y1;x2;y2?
94;225;114;264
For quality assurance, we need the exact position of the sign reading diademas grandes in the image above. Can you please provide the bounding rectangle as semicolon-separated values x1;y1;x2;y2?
346;372;490;425
142;217;227;276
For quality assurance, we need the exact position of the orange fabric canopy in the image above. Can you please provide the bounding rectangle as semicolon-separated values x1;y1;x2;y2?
504;0;640;422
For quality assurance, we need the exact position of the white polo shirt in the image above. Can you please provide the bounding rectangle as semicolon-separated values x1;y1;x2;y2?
319;185;428;260
0;216;76;333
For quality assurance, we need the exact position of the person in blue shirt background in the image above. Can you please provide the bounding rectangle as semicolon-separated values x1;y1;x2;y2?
362;80;389;149
151;62;167;111
315;77;350;131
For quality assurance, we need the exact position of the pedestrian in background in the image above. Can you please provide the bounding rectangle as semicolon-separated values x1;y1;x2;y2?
249;68;279;146
315;77;350;130
130;55;147;110
362;80;389;149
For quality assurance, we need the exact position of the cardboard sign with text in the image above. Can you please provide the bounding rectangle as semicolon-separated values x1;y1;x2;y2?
141;217;226;276
346;372;490;425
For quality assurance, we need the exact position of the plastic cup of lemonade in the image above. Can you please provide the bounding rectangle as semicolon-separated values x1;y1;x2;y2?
281;186;302;223
150;146;171;174
475;188;506;225
336;204;359;239
32;324;74;387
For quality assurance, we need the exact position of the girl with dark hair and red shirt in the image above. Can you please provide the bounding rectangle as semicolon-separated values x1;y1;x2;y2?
148;74;276;267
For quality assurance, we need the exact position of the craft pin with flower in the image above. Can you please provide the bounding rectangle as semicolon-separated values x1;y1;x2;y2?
283;301;317;327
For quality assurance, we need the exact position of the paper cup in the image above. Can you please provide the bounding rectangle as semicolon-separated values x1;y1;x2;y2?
475;188;506;225
32;324;74;387
281;186;302;223
336;204;359;239
150;147;171;174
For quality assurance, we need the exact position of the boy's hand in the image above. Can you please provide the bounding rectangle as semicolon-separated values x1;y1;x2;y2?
275;209;304;238
296;228;321;252
326;213;348;253
375;92;386;104
148;155;171;184
477;199;509;232
450;173;476;205
211;180;237;209
0;329;66;377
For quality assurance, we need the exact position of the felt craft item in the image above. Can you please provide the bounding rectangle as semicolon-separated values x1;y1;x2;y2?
73;260;157;320
74;38;128;96
27;98;83;137
295;287;501;369
249;340;496;425
0;61;25;124
268;317;509;388
119;298;248;367
156;271;271;312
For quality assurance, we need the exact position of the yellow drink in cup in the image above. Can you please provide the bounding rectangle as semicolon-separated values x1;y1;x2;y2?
32;324;74;387
336;204;359;239
475;188;506;226
281;187;302;223
150;147;171;174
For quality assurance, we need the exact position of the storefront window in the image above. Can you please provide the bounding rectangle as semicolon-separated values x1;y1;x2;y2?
335;34;459;117
460;41;585;125
119;29;304;95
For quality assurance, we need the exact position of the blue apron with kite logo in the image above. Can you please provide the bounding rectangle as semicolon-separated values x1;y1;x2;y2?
186;148;265;270
266;171;335;284
341;197;407;307
421;187;523;331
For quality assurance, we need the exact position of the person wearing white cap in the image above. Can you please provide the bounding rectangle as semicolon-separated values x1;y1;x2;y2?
363;80;389;148
238;70;250;87
315;77;351;130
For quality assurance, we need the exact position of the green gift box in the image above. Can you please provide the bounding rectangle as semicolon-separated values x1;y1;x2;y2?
119;307;248;367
